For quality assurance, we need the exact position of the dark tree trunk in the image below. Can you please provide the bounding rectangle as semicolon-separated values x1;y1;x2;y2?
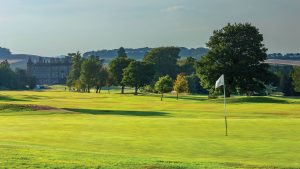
225;88;231;97
161;93;163;101
99;87;102;94
177;92;179;100
121;86;125;94
134;86;138;95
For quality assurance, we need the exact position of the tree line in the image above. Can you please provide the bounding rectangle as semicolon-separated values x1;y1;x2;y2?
66;23;300;98
66;47;192;98
0;60;36;90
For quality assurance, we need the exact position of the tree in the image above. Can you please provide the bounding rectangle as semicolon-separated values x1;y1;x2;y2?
0;60;14;89
109;57;133;94
186;74;208;94
67;52;82;89
79;56;102;93
177;57;196;75
196;23;271;97
291;67;300;92
173;74;189;100
106;71;114;94
122;61;154;95
155;75;173;101
96;67;109;93
144;47;180;80
117;47;127;58
0;60;36;90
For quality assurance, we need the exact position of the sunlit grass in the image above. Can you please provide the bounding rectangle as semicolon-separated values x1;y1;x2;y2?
0;88;299;168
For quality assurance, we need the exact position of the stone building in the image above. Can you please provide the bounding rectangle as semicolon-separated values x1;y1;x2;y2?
27;57;72;85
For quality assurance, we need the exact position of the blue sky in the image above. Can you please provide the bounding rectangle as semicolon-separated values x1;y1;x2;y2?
0;0;299;56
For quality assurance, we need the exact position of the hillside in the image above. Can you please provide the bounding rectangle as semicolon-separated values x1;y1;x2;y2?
2;46;300;70
0;47;209;69
83;47;209;61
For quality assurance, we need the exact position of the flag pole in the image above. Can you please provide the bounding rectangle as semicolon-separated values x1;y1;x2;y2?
223;75;228;136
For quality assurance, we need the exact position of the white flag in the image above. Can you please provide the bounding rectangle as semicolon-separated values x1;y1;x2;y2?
215;74;224;89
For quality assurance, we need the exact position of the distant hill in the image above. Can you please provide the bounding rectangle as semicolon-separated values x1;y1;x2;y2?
268;53;300;60
0;47;48;69
83;47;209;62
2;46;299;70
1;47;208;70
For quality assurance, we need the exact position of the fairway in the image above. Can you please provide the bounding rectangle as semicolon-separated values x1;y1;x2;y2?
0;88;300;168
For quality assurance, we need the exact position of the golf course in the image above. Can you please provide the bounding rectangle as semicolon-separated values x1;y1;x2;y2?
0;87;299;169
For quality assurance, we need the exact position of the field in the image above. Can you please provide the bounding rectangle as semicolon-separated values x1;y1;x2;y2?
0;87;300;169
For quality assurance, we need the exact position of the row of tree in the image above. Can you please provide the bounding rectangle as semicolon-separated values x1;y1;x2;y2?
0;60;36;90
66;23;300;97
270;65;300;96
66;47;193;97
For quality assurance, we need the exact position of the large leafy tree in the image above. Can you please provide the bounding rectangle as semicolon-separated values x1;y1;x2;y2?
122;61;154;95
173;74;189;100
291;67;300;92
186;74;208;94
109;47;133;94
0;60;36;89
67;52;82;89
196;23;272;97
117;47;127;58
79;56;102;93
177;57;196;75
155;75;173;101
106;71;114;94
144;47;180;80
96;67;108;93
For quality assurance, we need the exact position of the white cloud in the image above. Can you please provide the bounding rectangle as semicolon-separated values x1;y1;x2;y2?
165;5;184;12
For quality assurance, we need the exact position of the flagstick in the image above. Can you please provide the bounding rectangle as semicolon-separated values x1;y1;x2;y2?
223;76;228;136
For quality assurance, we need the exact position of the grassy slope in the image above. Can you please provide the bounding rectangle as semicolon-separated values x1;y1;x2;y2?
0;88;299;168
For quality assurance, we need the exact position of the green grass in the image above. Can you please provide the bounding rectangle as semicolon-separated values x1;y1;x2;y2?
0;88;299;168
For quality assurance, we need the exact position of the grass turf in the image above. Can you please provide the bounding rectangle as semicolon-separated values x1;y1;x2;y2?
0;88;299;168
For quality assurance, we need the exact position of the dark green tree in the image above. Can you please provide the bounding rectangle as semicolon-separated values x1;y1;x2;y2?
155;75;173;101
0;60;36;90
109;57;133;94
106;71;114;94
196;23;271;97
122;61;154;95
79;56;102;93
96;67;108;93
67;52;82;89
117;47;127;58
186;74;208;94
291;67;300;92
144;47;180;80
177;57;196;75
0;60;14;89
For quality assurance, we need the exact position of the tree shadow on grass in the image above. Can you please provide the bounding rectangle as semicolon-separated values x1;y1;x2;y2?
176;95;291;104
22;95;50;100
0;95;26;102
64;108;169;117
176;95;208;101
227;97;290;104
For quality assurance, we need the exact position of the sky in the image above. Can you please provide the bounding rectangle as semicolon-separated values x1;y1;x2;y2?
0;0;299;56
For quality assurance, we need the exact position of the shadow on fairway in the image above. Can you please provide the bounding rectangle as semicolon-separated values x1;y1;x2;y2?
229;97;290;104
64;108;169;117
23;95;51;100
177;95;291;104
177;95;208;101
0;95;26;102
